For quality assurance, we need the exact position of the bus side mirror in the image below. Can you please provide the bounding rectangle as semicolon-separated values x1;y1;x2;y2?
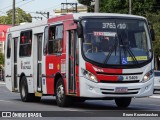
150;29;155;41
148;22;155;41
77;22;83;38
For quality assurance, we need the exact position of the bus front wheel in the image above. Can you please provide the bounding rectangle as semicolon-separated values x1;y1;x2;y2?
56;78;72;107
115;97;131;108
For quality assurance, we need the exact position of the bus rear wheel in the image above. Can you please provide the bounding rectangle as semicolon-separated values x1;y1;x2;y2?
56;78;72;107
20;76;32;102
115;97;131;108
20;76;41;102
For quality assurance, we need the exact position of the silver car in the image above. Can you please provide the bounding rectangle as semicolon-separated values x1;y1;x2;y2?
154;71;160;92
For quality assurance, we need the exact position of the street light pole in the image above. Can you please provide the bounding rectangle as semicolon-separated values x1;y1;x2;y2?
129;0;132;14
12;0;16;26
94;0;99;13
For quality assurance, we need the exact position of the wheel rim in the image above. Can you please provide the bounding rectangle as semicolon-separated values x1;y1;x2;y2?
57;84;64;103
21;85;25;98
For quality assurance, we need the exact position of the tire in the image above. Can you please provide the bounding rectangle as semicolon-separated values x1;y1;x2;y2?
20;76;31;102
32;96;41;102
56;78;72;107
20;76;41;102
74;97;86;103
115;97;131;108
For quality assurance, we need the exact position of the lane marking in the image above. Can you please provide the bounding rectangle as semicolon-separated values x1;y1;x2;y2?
131;100;160;108
150;95;160;99
0;100;14;103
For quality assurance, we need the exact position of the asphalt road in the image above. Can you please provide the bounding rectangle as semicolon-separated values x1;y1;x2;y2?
0;81;160;120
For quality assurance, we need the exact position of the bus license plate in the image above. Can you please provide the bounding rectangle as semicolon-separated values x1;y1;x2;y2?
115;87;128;93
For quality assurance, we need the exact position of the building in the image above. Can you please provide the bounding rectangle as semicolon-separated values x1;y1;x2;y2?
0;25;11;54
54;5;87;15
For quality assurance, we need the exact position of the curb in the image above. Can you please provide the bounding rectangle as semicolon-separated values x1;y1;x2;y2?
0;81;5;85
150;95;160;99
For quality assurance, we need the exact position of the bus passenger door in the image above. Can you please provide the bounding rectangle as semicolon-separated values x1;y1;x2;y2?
68;30;77;94
5;34;13;91
37;34;43;92
13;37;18;90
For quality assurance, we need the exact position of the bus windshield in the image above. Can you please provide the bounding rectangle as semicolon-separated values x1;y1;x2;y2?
81;18;152;67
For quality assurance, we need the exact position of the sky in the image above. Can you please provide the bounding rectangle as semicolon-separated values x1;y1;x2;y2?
0;0;78;21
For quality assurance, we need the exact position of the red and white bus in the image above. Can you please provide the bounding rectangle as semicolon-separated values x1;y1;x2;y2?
5;13;154;108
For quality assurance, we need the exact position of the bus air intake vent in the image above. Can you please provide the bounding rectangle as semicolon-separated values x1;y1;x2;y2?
100;88;140;95
100;80;140;83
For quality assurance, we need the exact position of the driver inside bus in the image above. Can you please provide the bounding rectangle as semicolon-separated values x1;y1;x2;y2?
83;34;97;53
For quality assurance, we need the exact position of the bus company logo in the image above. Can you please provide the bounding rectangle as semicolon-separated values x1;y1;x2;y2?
1;112;42;118
2;112;11;117
118;76;124;81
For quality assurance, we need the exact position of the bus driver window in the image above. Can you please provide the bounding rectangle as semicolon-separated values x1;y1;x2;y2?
48;25;63;54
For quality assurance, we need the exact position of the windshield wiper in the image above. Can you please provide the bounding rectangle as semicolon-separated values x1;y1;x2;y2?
123;46;139;64
118;36;139;65
103;36;118;64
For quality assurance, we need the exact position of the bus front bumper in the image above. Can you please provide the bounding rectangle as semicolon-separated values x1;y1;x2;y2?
79;77;154;98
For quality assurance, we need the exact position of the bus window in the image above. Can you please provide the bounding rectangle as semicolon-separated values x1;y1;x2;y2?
7;34;11;58
19;30;32;57
48;25;63;54
43;26;48;55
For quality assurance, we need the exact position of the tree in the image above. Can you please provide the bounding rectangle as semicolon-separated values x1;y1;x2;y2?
78;0;94;12
0;7;32;25
0;53;4;66
78;0;160;15
99;0;159;16
100;0;128;13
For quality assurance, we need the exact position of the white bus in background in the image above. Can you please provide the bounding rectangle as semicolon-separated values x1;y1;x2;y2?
5;13;155;108
154;70;160;92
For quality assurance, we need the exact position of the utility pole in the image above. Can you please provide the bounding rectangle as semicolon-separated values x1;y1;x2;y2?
32;16;43;20
129;0;132;14
94;0;99;13
36;12;49;19
66;0;68;13
12;0;16;26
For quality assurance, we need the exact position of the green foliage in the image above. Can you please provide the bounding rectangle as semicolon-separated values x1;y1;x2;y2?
149;12;160;56
78;0;92;6
100;0;128;13
77;0;94;12
99;0;158;15
0;7;32;25
0;53;4;65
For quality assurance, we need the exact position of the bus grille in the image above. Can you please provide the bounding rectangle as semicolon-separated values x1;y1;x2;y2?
100;88;140;95
100;80;140;83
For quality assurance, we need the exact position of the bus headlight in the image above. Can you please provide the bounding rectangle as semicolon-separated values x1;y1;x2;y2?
81;68;98;83
142;70;154;82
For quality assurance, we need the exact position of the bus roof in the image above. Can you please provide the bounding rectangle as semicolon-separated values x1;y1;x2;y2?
8;20;47;32
8;13;146;33
72;13;146;20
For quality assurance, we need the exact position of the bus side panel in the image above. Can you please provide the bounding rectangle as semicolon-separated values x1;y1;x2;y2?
5;33;13;91
45;54;66;95
45;56;55;95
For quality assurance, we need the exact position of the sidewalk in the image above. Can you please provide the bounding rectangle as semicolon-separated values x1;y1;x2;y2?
0;81;5;85
150;94;160;98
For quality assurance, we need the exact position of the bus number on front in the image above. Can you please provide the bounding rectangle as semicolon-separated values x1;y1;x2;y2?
102;23;126;29
102;23;116;29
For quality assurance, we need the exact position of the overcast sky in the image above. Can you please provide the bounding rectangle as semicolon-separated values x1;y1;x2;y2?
0;0;78;21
